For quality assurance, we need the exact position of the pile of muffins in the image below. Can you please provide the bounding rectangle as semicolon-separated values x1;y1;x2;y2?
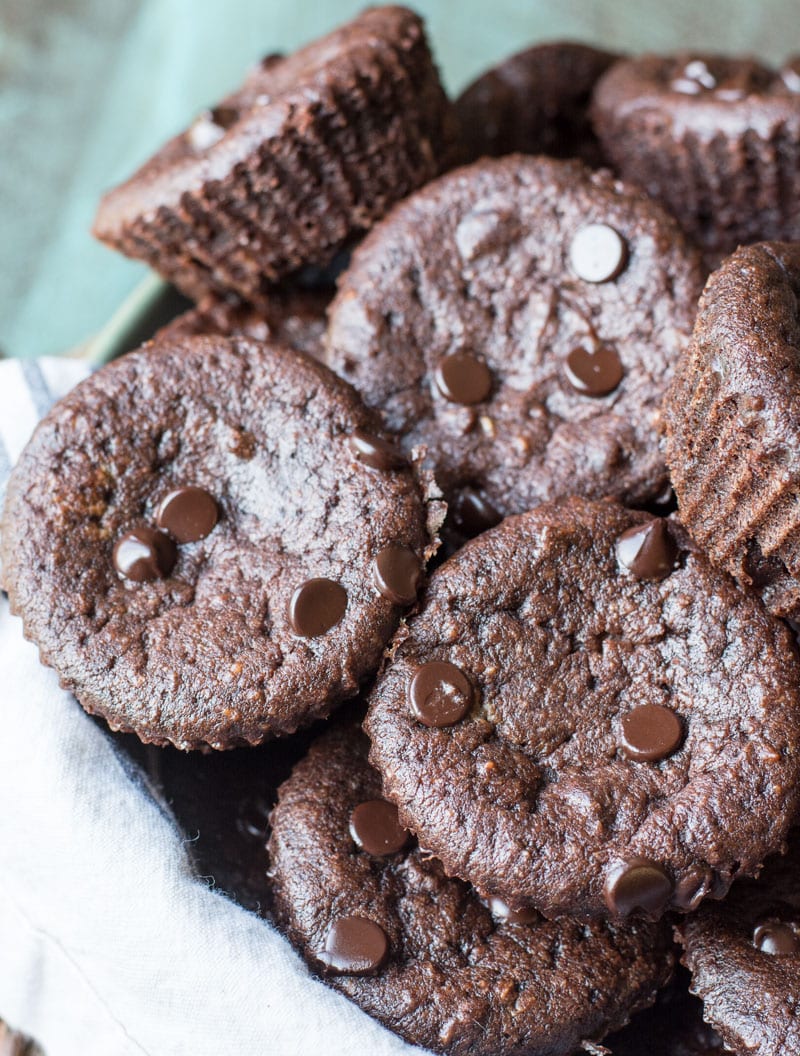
5;7;800;1054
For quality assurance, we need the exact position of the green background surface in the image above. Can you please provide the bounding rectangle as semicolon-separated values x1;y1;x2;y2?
1;0;797;359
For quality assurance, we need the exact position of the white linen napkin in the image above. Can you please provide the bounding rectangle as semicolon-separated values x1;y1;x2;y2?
0;357;421;1055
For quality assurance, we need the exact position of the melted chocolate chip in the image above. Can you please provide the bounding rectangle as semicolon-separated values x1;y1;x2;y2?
569;223;628;283
289;578;347;637
604;859;673;918
113;527;176;582
753;920;800;956
408;660;474;727
349;799;410;856
672;868;714;912
486;897;540;925
347;429;407;471
616;519;678;580
372;545;422;606
620;704;683;763
156;486;218;544
564;346;624;397
434;353;492;405
449;487;501;538
318;916;389;975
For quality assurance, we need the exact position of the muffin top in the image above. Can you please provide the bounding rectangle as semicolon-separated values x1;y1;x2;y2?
366;497;800;919
1;336;439;749
269;724;674;1056
593;52;800;138
326;154;703;527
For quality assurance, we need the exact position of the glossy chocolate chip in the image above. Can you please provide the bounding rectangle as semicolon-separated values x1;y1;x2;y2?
347;429;407;471
672;868;714;912
564;346;624;397
617;519;678;580
318;916;389;975
604;858;673;918
156;486;218;544
349;799;410;857
449;487;501;538
569;223;628;283
620;704;683;763
289;578;347;637
753;920;800;956
113;526;176;582
372;545;422;606
408;660;474;727
434;353;492;405
486;897;540;925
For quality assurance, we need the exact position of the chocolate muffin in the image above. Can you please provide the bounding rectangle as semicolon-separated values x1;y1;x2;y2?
604;968;726;1056
93;7;457;307
592;53;800;265
154;286;330;361
268;724;674;1056
677;836;800;1056
1;336;441;749
325;155;703;538
456;41;619;166
664;242;800;620
365;497;800;920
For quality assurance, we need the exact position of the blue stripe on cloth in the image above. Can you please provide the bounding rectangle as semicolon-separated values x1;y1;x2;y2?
20;359;54;418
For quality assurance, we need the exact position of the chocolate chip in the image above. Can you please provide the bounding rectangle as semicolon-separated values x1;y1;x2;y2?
372;545;422;606
349;799;410;856
317;916;389;975
347;429;407;471
620;704;683;763
672;868;714;912
564;346;624;397
449;487;501;538
289;578;347;637
113;527;176;582
187;106;239;151
616;519;678;580
569;223;628;283
408;660;474;727
486;897;540;925
753;920;800;956
156;486;218;544
260;52;284;70
434;353;492;405
604;859;673;918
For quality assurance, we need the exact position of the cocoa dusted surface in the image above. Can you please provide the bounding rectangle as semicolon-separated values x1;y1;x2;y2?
325;156;703;536
154;286;331;362
456;41;619;167
591;53;800;263
664;242;800;621
365;497;800;919
677;836;800;1056
1;336;440;749
268;724;674;1056
93;7;458;307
